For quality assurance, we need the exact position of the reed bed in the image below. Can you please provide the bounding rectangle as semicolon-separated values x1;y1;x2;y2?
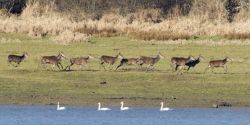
0;0;250;44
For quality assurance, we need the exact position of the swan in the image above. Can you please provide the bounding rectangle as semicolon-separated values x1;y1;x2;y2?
57;102;66;111
160;102;171;111
120;102;130;111
98;102;111;111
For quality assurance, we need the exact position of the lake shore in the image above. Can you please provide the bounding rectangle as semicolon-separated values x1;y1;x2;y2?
0;96;249;108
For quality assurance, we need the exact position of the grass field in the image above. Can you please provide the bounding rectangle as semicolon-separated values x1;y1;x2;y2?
0;33;250;107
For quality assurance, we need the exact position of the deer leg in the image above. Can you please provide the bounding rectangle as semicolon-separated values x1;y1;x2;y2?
14;62;20;67
146;64;151;71
9;62;16;67
56;64;61;70
175;65;179;71
177;66;183;75
51;64;56;70
42;63;47;69
8;61;12;66
116;63;123;70
224;66;228;73
204;66;210;74
100;62;106;70
170;64;175;72
139;63;143;69
58;63;63;70
150;65;155;71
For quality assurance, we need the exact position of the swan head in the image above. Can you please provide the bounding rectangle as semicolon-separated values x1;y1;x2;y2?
161;102;164;105
121;102;124;104
98;102;101;105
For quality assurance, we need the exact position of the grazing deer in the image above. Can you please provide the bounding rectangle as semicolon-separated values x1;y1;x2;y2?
185;55;204;71
139;52;164;70
65;55;94;71
116;58;140;70
40;52;66;70
171;56;195;71
204;57;232;73
8;52;29;67
100;52;124;70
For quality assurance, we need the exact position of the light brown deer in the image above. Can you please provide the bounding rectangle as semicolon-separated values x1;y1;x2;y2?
204;57;232;73
100;52;124;70
65;55;94;71
40;52;66;70
8;52;29;67
139;52;164;70
116;58;140;70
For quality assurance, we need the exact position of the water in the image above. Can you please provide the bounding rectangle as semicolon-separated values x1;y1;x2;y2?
0;105;249;125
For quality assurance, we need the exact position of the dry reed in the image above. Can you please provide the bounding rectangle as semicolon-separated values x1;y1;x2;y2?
0;0;250;44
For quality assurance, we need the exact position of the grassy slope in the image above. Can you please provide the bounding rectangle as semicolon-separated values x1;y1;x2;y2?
0;33;250;107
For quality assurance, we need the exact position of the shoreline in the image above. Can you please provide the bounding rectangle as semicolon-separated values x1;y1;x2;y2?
0;97;249;108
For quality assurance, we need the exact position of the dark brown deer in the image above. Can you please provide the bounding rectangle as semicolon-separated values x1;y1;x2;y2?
185;55;204;71
171;56;195;71
8;52;29;67
204;57;232;73
139;52;164;70
100;52;124;70
40;52;66;70
116;58;140;70
65;55;94;71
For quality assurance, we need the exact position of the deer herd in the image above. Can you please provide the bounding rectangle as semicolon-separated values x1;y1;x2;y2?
7;52;233;74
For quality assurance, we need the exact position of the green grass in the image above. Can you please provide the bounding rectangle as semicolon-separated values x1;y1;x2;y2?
0;33;250;107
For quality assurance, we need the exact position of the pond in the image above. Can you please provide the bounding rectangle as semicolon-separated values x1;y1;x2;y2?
0;105;249;125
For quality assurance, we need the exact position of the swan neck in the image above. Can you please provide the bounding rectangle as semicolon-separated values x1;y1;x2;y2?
121;103;124;109
161;103;163;110
98;103;101;110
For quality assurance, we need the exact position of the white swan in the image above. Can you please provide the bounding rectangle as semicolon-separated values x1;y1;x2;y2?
160;102;171;111
57;102;66;111
120;102;130;111
98;102;111;111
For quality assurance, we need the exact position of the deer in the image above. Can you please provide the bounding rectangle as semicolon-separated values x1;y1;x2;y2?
139;52;164;70
116;57;141;70
8;52;29;67
170;55;195;72
100;52;124;70
185;55;204;71
204;57;232;73
40;52;66;70
65;55;94;71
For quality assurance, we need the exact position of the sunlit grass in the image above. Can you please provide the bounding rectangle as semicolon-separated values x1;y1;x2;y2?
0;33;250;107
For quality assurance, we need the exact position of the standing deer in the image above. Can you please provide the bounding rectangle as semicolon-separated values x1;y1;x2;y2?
204;57;232;73
100;52;124;70
139;52;164;70
171;56;195;72
65;55;94;71
40;52;66;70
185;55;204;71
116;58;140;70
8;52;29;67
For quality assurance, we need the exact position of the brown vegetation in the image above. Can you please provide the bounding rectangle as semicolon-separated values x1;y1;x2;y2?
0;0;250;43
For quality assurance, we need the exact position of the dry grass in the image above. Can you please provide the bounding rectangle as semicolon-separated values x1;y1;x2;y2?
128;30;190;41
225;32;250;40
0;0;250;43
